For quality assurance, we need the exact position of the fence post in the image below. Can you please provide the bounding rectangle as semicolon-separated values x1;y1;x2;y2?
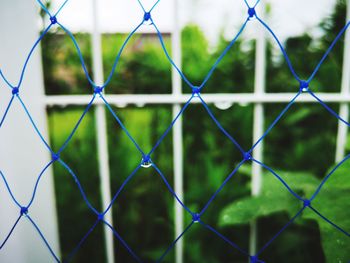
335;0;350;162
172;0;184;262
91;0;115;262
0;1;60;262
249;1;267;257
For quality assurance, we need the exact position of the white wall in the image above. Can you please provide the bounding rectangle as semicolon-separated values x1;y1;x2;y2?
0;1;60;262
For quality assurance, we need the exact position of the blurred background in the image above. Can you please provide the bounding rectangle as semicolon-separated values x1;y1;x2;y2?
1;0;350;262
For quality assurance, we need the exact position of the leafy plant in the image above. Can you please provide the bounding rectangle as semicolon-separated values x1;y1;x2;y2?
219;161;350;262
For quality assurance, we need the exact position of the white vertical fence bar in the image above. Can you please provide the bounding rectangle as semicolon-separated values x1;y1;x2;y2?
335;0;350;162
249;1;267;257
0;1;60;262
91;1;115;262
172;0;184;262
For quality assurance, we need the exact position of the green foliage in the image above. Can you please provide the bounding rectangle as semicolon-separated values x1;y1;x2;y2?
219;162;350;262
303;161;350;263
219;169;314;226
182;24;212;84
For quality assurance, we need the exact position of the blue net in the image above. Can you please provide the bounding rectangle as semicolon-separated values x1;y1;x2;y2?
0;0;350;262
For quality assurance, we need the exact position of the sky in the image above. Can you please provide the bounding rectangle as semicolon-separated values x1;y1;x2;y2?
49;0;339;45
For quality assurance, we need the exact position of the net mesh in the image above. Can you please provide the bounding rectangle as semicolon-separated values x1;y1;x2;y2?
0;0;349;262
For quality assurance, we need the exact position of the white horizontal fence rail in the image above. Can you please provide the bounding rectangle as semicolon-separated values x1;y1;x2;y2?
44;93;350;107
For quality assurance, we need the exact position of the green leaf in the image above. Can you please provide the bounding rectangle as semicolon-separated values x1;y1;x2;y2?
275;170;320;197
317;158;350;190
219;161;350;262
302;161;350;262
219;170;315;226
219;194;298;226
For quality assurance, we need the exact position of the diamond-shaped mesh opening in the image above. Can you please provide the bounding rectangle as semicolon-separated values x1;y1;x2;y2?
101;34;172;95
264;101;338;175
0;98;52;202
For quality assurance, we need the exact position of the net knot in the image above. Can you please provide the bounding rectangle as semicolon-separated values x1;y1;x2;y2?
12;87;19;95
248;8;256;18
250;256;258;263
243;152;252;161
299;80;309;92
97;213;104;221
192;86;201;95
94;86;103;94
192;213;201;223
141;155;152;168
52;152;60;162
303;199;311;207
50;16;57;25
20;206;28;216
144;12;151;21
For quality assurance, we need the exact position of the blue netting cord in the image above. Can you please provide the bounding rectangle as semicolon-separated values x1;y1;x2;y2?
0;0;350;261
